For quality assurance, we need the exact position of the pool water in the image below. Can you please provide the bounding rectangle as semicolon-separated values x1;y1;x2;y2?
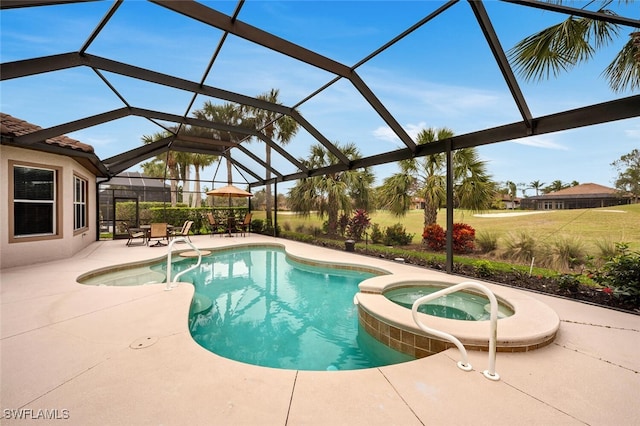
165;248;414;371
385;285;514;321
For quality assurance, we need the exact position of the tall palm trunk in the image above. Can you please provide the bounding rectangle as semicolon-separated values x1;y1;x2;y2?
265;144;272;225
192;165;202;208
327;186;339;236
424;203;438;226
226;153;233;207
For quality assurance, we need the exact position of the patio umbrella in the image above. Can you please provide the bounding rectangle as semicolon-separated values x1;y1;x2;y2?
207;185;253;235
206;185;253;198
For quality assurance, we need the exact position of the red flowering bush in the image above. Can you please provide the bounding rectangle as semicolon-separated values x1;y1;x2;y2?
422;223;476;253
346;209;371;241
453;223;475;253
422;224;446;251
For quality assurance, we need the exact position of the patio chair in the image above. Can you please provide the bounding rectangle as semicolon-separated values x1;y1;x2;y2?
206;213;223;237
149;223;168;247
237;212;252;237
125;224;147;246
170;220;193;242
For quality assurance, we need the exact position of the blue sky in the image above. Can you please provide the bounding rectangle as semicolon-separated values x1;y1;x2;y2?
1;0;638;197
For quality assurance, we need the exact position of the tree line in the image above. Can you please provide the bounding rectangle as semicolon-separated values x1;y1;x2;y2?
141;1;639;235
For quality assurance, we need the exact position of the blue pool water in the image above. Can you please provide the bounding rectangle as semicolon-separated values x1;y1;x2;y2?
163;247;414;371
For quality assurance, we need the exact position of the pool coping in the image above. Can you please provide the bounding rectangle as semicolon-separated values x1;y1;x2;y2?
77;241;392;284
356;272;560;355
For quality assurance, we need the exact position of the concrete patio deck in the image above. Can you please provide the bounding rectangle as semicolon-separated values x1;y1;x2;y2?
1;234;638;425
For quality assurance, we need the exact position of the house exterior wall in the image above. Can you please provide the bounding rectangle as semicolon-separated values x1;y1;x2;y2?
521;196;632;210
1;145;97;269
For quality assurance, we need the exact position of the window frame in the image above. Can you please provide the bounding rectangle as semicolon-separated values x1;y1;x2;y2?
73;173;89;233
9;160;63;243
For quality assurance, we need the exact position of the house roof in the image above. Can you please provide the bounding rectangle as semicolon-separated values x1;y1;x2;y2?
529;183;625;199
1;113;94;153
1;113;108;177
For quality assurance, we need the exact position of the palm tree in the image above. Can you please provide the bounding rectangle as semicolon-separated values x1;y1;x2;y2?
378;127;495;226
509;1;639;93
529;180;546;196
544;180;567;193
190;153;218;207
243;89;299;227
506;180;517;203
193;101;247;188
141;131;180;206
377;173;415;216
288;142;373;236
140;158;166;179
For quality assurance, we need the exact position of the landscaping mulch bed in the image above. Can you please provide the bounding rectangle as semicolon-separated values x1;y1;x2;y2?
307;237;639;314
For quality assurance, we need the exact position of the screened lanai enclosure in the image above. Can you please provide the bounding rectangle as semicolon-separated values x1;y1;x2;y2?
1;0;638;270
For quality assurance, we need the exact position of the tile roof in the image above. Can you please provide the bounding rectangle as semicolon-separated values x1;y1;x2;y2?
1;113;94;153
547;183;617;196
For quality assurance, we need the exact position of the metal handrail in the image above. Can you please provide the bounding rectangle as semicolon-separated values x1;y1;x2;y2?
411;281;500;381
164;237;202;291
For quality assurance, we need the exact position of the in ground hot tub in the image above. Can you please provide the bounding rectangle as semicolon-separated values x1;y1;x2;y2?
384;284;514;321
356;273;559;358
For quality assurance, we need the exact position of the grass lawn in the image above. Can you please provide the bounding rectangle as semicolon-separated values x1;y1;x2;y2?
267;203;640;255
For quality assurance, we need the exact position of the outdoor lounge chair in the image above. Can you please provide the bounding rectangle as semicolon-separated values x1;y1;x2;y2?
149;223;168;247
206;213;223;237
170;220;193;242
125;224;147;246
237;212;252;237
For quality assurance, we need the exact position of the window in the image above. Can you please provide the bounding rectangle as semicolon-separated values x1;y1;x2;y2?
13;164;57;236
74;175;88;231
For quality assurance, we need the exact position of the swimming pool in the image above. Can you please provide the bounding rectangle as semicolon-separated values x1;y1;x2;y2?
79;246;414;371
175;247;413;370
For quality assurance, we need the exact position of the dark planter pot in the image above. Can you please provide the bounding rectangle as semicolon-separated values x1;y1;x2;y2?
345;239;355;252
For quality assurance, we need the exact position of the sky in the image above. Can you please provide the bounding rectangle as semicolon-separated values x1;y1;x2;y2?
1;0;638;198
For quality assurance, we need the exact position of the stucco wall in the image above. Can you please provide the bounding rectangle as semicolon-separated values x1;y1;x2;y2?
1;145;97;269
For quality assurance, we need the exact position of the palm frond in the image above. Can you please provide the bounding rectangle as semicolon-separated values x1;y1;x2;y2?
603;32;640;92
509;17;594;81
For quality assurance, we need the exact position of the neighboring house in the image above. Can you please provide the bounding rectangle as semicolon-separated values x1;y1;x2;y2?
1;113;107;268
412;197;425;210
521;183;632;210
498;194;521;210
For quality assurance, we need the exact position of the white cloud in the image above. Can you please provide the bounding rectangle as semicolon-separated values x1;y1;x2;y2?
624;125;640;139
372;121;427;146
512;136;568;150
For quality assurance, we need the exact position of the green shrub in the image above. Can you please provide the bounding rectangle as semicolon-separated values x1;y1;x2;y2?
502;231;538;263
473;260;495;278
476;231;499;253
282;221;291;232
383;223;414;246
251;219;264;234
369;223;384;244
589;243;640;305
594;238;618;262
548;237;586;271
556;273;581;293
